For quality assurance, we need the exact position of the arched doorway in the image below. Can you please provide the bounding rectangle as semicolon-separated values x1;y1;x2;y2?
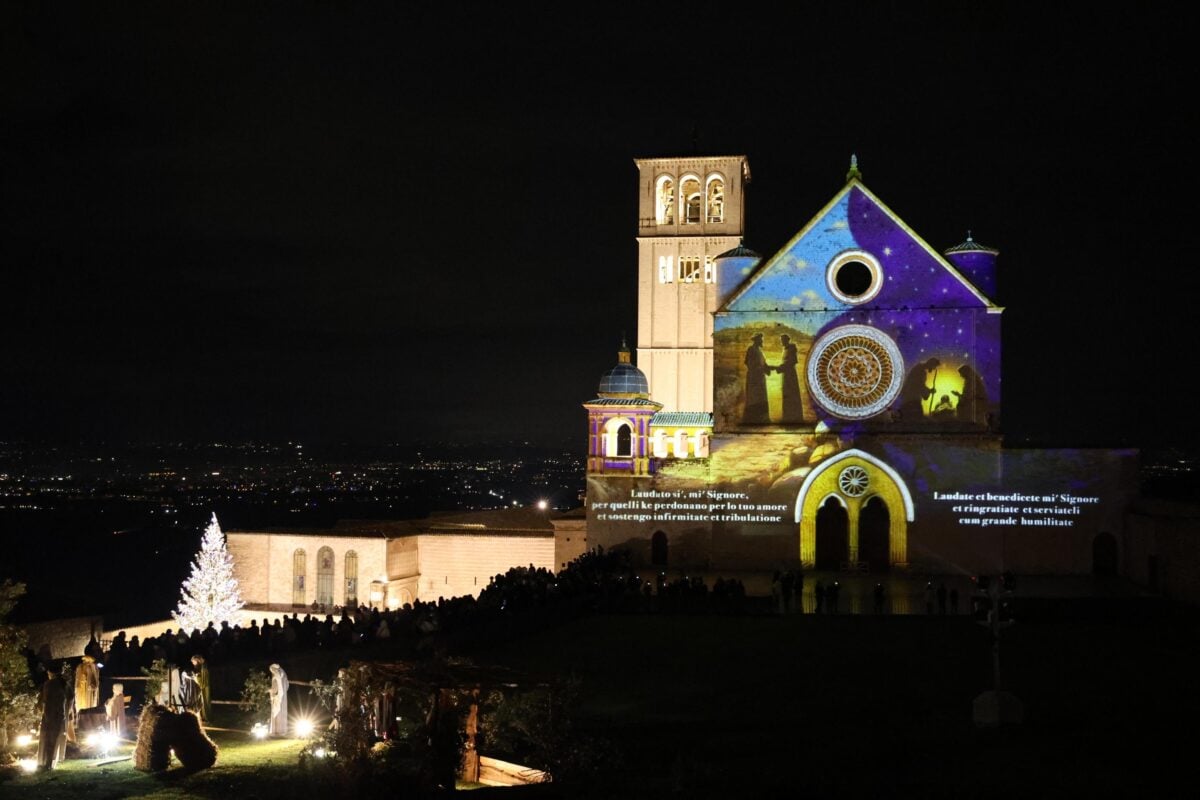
651;531;669;566
1092;532;1118;576
815;497;848;570
796;449;914;570
859;496;890;572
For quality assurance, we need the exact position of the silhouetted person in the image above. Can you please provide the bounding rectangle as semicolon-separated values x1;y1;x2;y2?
897;358;940;423
37;664;68;770
814;581;825;614
873;582;885;614
924;582;935;614
828;581;840;613
777;334;804;423
743;333;771;423
937;582;947;615
953;364;990;426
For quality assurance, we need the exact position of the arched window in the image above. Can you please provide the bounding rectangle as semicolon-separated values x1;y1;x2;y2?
292;549;307;606
658;255;674;283
656;175;676;225
344;551;359;607
681;176;701;224
616;423;632;457
706;174;725;223
679;256;701;283
317;546;335;607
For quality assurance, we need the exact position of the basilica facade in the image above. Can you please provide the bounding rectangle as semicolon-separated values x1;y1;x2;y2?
585;156;1136;575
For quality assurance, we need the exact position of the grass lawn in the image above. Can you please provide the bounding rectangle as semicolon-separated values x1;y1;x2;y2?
0;724;306;800
5;609;1196;797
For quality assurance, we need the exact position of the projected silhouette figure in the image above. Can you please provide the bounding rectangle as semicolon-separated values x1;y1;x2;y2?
742;333;770;424
897;358;940;423
777;334;803;423
953;364;990;426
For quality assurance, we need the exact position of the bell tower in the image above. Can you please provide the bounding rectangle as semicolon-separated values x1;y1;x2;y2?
634;155;750;413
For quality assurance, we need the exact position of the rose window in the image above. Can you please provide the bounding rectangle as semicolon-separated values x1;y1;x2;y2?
807;325;904;419
838;466;870;497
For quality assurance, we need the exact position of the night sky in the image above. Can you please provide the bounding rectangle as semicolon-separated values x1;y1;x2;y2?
2;3;1195;449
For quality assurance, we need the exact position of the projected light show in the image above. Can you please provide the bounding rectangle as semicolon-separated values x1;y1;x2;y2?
583;157;1137;576
713;185;1001;434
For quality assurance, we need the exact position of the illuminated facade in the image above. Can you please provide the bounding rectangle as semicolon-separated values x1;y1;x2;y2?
586;156;1137;575
636;156;749;413
226;509;587;610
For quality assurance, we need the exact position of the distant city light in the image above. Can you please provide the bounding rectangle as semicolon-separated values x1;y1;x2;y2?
537;499;548;510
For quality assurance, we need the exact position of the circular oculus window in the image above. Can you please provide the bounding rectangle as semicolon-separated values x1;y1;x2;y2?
806;325;904;419
826;250;884;305
838;466;870;497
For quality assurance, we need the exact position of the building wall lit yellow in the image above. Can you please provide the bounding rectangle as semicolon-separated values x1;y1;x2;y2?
798;456;908;568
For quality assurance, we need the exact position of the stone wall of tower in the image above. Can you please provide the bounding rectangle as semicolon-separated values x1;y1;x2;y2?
634;155;748;413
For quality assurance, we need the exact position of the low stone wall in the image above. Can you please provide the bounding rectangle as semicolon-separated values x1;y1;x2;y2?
22;615;104;660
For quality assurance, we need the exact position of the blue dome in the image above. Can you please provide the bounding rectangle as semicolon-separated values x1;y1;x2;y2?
599;362;649;397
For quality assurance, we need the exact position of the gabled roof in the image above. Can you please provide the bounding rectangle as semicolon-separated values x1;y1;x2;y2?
720;179;1002;313
582;397;663;409
650;411;714;427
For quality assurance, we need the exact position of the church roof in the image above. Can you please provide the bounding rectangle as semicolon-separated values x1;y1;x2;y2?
721;179;1002;313
582;397;662;408
598;361;649;396
230;506;582;540
945;233;1000;255
650;411;713;427
716;242;760;259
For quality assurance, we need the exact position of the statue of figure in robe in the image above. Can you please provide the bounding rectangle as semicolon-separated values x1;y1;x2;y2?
36;664;68;770
268;663;289;736
190;655;212;722
106;683;126;738
75;654;100;711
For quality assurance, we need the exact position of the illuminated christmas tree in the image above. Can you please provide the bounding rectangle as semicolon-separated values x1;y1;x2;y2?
174;513;244;633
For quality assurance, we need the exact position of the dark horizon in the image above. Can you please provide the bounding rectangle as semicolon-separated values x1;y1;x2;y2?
3;4;1196;450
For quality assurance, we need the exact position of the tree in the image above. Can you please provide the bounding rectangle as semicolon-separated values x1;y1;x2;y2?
173;513;244;633
1;580;37;750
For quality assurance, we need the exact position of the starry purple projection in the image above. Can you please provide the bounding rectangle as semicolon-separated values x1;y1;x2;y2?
714;183;1001;433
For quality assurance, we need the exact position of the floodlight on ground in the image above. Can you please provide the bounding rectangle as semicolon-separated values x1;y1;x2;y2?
252;722;268;739
15;733;32;748
19;759;37;773
295;718;315;738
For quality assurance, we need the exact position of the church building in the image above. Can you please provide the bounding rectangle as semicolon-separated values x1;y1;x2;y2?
585;155;1137;576
226;508;587;611
226;154;1139;615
